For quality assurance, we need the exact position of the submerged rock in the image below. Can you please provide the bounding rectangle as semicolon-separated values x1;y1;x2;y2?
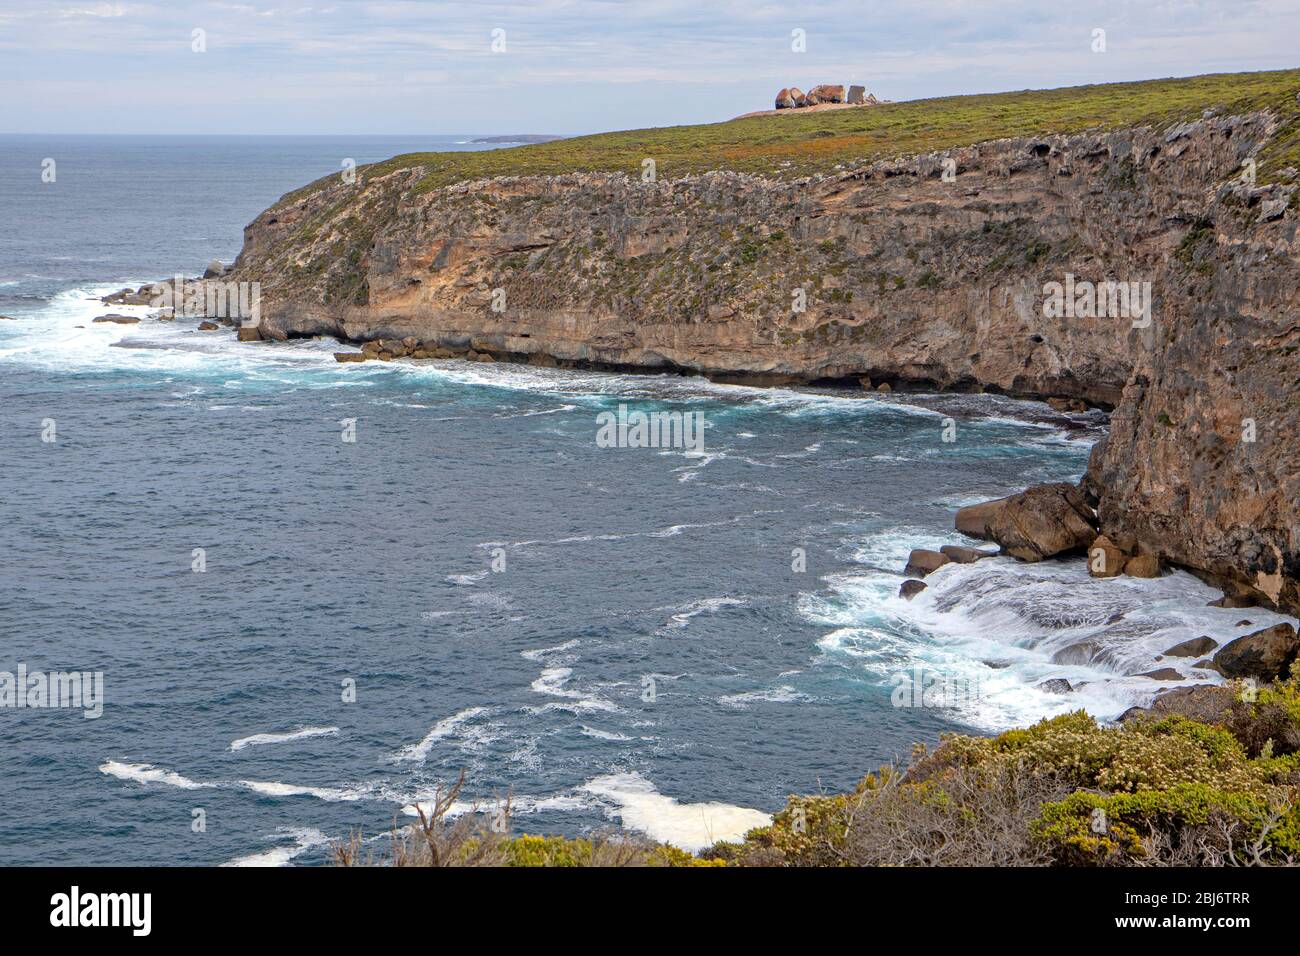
899;580;928;600
1038;678;1073;694
92;314;140;324
955;482;1096;561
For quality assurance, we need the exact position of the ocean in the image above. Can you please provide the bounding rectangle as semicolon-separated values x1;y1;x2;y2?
1;135;1285;866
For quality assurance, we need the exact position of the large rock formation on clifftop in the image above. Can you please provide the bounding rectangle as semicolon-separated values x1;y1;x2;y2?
222;72;1300;613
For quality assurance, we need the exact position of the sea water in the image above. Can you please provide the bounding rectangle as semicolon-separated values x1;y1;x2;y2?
1;135;1285;865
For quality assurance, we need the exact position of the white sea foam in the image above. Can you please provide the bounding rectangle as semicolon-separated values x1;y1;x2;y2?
229;726;338;752
236;779;373;802
580;772;771;852
666;596;747;629
99;761;210;790
718;685;813;709
220;827;329;867
528;667;617;712
803;535;1296;730
400;790;594;820
447;570;489;585
520;639;579;662
579;725;633;741
393;706;493;763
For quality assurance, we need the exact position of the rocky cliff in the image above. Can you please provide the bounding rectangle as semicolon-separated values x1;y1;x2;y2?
222;81;1300;613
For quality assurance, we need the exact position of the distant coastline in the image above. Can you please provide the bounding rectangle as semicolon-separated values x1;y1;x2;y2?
470;134;565;144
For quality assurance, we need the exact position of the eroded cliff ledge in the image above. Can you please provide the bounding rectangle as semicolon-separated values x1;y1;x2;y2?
224;75;1300;613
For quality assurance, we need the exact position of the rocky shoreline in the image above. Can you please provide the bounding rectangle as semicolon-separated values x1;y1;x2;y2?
895;478;1300;713
107;86;1300;722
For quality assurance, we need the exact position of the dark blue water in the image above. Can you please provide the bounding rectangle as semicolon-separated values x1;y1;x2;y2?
3;136;1267;866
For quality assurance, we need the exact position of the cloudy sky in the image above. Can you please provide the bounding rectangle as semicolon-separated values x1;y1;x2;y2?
2;0;1298;134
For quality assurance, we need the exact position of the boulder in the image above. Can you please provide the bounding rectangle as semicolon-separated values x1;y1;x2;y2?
1038;679;1072;694
805;84;846;105
1163;636;1218;658
1137;667;1185;681
903;549;950;578
876;382;891;393
847;85;865;105
203;260;227;279
940;545;996;564
1087;534;1125;577
1124;552;1162;578
954;482;1096;561
92;314;140;324
198;321;219;331
774;88;797;110
788;87;806;108
334;352;366;363
236;326;263;342
858;377;872;390
899;580;928;600
1212;623;1300;681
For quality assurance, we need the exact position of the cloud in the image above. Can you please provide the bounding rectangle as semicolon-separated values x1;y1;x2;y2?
2;0;1297;132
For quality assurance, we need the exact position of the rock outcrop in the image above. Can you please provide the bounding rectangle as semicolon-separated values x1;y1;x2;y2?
955;482;1097;561
805;84;846;105
773;85;859;110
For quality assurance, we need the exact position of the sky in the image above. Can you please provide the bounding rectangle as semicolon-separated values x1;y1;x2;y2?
2;0;1298;135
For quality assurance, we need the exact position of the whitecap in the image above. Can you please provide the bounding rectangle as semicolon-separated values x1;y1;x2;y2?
99;761;209;790
392;706;493;763
229;726;338;752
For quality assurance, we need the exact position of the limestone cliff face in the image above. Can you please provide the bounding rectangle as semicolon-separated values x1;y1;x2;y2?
228;111;1299;610
1083;130;1300;614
